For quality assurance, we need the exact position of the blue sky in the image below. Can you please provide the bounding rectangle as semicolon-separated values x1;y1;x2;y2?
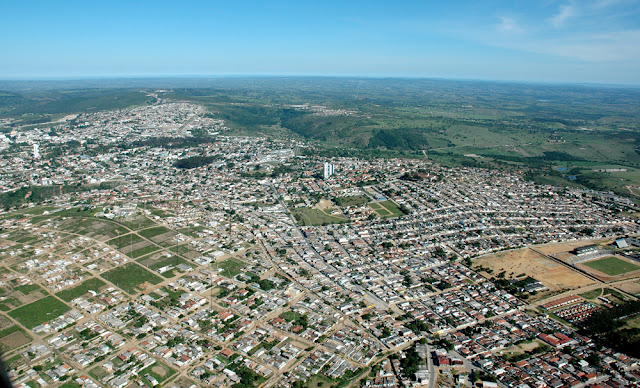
1;0;639;84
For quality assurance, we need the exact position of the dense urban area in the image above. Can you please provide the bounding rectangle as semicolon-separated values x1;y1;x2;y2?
3;95;640;388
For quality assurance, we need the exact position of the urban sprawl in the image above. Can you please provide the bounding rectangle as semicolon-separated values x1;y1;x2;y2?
1;98;640;388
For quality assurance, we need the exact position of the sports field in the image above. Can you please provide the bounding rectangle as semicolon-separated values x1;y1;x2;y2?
584;256;640;276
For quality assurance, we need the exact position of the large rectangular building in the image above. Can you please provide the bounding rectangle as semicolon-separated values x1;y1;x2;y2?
323;162;334;180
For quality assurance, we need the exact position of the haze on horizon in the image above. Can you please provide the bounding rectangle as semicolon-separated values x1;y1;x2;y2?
2;0;640;85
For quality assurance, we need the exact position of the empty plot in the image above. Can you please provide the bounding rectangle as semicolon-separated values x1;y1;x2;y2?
107;233;145;249
9;296;71;329
474;247;595;293
0;326;31;353
139;254;191;278
334;195;369;207
60;218;128;240
292;207;348;226
56;277;106;301
218;257;246;278
138;226;172;239
102;263;163;294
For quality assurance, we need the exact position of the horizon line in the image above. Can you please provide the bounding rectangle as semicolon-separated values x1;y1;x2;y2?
0;74;639;89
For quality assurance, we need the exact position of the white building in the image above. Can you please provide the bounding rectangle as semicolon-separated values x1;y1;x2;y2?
323;162;334;180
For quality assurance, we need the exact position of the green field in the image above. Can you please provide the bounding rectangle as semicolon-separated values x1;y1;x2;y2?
139;362;176;384
369;200;405;218
129;244;162;258
138;226;172;239
8;296;71;329
56;277;106;301
584;257;640;276
107;233;145;249
579;288;603;300
291;207;349;226
102;263;163;294
0;326;32;354
218;257;246;278
140;255;191;278
334;195;369;207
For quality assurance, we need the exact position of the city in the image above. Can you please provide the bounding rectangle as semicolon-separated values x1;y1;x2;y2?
1;99;640;387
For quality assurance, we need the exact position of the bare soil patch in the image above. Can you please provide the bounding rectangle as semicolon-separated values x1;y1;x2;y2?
315;199;335;210
150;231;178;244
151;366;167;377
0;331;31;350
615;281;640;295
475;248;595;292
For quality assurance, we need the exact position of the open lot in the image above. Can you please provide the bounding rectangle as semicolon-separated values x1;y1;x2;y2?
474;247;595;293
58;218;129;241
218;257;246;278
0;325;32;353
138;253;191;278
291;206;348;226
334;195;369;207
102;263;163;294
534;239;611;256
369;200;405;218
56;277;106;301
8;296;71;329
615;281;640;296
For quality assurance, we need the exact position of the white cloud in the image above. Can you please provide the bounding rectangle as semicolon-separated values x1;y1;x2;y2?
550;4;577;27
592;0;636;9
497;16;524;34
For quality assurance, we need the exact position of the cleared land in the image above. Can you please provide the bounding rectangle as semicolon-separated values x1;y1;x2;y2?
474;248;595;293
218;257;246;278
56;277;106;301
534;239;610;256
334;195;369;207
615;281;640;296
292;207;348;226
0;325;31;353
583;256;640;276
8;296;71;329
369;200;404;218
102;263;163;294
138;254;191;278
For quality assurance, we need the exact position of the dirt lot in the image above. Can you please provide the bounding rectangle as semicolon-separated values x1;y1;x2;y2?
615;280;640;296
474;248;595;292
497;339;543;356
150;231;178;244
0;331;31;351
534;239;612;256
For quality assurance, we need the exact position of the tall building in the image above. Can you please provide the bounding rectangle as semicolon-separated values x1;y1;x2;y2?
323;162;334;180
32;143;40;159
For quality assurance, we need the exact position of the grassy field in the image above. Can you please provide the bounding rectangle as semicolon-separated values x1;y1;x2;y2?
579;289;603;300
584;257;640;276
138;226;172;239
129;244;162;258
334;195;369;207
218;257;246;278
0;325;32;353
8;296;70;329
140;254;191;278
291;207;349;226
59;218;128;239
139;361;176;384
107;233;146;249
369;200;405;218
102;263;163;294
117;216;156;230
56;277;106;301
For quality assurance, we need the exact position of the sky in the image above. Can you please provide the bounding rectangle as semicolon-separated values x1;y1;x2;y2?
1;0;639;84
